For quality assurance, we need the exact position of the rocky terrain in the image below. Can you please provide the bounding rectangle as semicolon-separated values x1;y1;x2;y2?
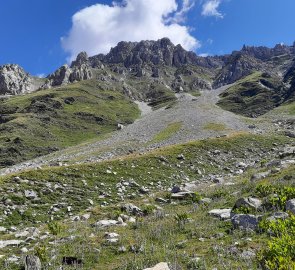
0;39;295;269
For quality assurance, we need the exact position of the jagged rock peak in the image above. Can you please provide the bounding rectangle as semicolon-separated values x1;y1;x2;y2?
0;64;34;95
94;37;221;69
42;62;93;89
241;43;294;61
71;51;89;68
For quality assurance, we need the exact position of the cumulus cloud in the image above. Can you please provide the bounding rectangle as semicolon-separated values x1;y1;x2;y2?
201;0;223;18
62;0;199;61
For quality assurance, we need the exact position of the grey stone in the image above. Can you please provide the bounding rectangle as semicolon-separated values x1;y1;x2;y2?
231;214;260;230
208;209;232;220
24;255;41;270
267;212;289;221
0;240;24;249
122;203;143;216
286;199;295;214
234;197;262;210
24;190;38;199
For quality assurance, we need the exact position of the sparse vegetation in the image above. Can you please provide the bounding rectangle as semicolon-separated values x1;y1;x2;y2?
0;80;140;167
150;122;182;143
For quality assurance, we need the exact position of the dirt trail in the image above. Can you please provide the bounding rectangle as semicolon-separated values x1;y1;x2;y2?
0;86;258;176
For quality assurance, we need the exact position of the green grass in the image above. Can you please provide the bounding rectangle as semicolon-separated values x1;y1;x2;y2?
0;133;294;269
150;122;182;143
217;72;288;117
273;100;295;115
203;122;228;131
0;80;140;167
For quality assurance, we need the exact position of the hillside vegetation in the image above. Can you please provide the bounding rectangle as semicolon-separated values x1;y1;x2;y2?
0;80;140;167
0;133;294;269
217;72;290;117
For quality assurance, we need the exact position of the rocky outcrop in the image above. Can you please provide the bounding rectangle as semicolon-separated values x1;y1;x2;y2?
42;53;93;89
213;53;265;88
241;43;293;61
0;64;39;95
96;38;224;71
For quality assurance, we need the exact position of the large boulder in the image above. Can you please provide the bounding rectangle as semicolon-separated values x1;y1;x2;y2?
234;197;262;210
231;214;260;230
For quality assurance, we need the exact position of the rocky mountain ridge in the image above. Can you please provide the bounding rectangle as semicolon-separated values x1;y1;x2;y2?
1;38;295;97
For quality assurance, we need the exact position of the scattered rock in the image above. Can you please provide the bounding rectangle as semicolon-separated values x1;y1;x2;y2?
171;192;196;200
240;250;256;259
94;220;120;229
81;213;91;221
122;203;143;216
285;131;295;138
25;255;42;270
200;198;212;204
267;212;289;221
208;209;232;220
24;190;38;199
171;186;181;193
250;171;271;181
286;199;295;214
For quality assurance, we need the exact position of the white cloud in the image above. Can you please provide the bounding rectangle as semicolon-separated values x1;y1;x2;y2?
201;0;223;18
168;0;195;23
61;0;200;61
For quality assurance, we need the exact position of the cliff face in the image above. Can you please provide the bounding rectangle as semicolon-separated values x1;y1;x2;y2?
0;64;37;95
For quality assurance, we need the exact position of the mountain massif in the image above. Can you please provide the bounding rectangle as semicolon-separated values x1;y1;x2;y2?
0;39;295;270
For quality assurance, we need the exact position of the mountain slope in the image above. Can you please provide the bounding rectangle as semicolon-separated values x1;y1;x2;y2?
0;80;139;167
217;72;289;117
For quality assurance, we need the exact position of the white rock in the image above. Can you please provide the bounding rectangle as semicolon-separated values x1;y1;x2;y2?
21;247;28;253
0;240;23;249
105;232;119;239
94;220;118;228
144;262;170;270
15;231;30;238
208;209;232;220
81;213;91;221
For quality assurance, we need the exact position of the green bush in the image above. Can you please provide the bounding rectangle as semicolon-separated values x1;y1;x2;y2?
258;215;295;269
256;184;295;210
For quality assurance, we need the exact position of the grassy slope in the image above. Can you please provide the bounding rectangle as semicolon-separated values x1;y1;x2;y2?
0;133;294;269
0;80;140;167
217;72;287;117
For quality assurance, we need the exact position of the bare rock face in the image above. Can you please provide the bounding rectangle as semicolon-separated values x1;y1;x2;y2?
43;65;72;88
42;53;93;89
213;53;265;88
0;64;34;95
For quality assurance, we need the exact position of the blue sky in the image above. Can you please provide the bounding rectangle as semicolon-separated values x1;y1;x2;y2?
0;0;294;76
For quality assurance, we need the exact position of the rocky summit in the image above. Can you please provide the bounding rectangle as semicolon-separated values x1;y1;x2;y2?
0;38;295;270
